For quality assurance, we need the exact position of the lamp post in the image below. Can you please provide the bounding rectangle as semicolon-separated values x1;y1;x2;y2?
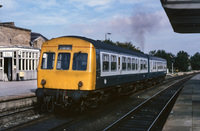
105;33;111;40
0;5;2;23
170;55;175;74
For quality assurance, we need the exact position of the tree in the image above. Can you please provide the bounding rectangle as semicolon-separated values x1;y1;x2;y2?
190;52;200;70
174;51;189;72
102;40;141;53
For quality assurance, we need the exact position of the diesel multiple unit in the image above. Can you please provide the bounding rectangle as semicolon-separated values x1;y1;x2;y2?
35;36;167;112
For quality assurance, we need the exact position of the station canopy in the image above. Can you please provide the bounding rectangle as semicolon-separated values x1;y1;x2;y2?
160;0;200;33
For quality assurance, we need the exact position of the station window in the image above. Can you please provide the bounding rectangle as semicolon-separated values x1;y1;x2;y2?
29;60;32;70
111;55;117;71
14;51;16;58
57;53;71;70
73;53;88;71
32;60;35;70
14;59;16;66
22;52;25;58
127;58;131;71
122;57;126;70
22;59;25;70
102;54;109;72
132;58;135;70
19;59;21;70
41;52;55;69
26;59;29;70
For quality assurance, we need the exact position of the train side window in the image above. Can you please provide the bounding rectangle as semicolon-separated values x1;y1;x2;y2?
111;55;117;71
140;60;143;70
102;54;109;72
73;53;88;71
144;60;147;69
122;57;126;70
136;59;138;70
132;58;135;70
153;61;156;70
127;58;131;71
118;57;121;70
41;52;55;69
57;53;70;70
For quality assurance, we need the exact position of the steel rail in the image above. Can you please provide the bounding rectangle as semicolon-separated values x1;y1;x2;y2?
103;75;192;131
147;78;189;130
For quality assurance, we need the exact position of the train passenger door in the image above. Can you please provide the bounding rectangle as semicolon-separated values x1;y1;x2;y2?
95;49;101;89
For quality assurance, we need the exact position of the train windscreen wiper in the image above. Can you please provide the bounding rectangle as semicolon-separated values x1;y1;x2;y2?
73;51;81;60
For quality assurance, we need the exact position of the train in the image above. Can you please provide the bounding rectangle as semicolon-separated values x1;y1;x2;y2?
35;36;167;112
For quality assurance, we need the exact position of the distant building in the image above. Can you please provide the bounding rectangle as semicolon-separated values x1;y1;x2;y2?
31;32;48;49
0;22;47;81
0;22;31;47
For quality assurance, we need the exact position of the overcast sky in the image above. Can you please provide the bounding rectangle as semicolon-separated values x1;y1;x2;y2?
0;0;199;56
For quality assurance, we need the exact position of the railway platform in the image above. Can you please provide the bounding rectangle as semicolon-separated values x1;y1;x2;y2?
0;80;36;100
163;74;200;131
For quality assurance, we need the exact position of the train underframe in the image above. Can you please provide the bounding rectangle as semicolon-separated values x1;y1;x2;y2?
35;76;165;113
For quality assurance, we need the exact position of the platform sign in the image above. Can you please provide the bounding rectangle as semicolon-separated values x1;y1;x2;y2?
3;52;13;58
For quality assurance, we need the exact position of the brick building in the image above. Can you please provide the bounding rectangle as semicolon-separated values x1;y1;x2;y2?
0;22;47;81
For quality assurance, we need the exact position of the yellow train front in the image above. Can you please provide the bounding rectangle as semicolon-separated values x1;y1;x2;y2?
36;36;97;112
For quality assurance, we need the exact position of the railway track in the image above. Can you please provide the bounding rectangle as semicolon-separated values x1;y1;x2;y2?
0;95;39;130
103;75;192;131
1;74;195;131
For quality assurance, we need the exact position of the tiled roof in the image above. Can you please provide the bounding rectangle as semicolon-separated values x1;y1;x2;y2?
31;32;48;42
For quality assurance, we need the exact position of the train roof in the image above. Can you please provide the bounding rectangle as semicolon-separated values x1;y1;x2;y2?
148;55;167;62
60;36;148;58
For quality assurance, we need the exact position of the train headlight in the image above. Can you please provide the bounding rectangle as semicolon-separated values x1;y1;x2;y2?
41;79;46;86
78;81;83;88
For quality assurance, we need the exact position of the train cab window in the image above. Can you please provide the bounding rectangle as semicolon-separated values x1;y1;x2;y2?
102;54;109;72
111;55;117;71
73;53;88;71
132;58;135;70
127;58;131;71
122;57;126;70
57;53;70;70
41;53;55;69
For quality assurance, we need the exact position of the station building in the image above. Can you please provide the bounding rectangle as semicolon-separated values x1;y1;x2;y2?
0;22;47;81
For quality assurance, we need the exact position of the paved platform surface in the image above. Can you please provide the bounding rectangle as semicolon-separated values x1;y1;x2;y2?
0;80;37;98
163;74;200;131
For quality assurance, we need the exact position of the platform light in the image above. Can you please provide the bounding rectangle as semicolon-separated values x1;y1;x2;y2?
105;33;111;40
